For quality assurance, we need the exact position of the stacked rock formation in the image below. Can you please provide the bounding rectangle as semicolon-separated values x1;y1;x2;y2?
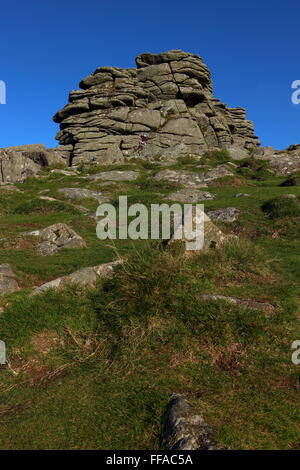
53;50;260;165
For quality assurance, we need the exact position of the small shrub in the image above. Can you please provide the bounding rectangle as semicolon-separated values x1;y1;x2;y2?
237;158;269;181
280;174;300;187
176;155;200;166
261;197;300;219
201;149;231;166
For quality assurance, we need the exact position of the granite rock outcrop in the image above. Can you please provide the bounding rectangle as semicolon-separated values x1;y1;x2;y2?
53;50;260;165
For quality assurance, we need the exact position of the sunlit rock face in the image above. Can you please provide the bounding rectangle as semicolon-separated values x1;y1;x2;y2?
53;50;260;165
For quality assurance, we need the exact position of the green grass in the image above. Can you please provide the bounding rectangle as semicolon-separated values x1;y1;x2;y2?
0;162;300;450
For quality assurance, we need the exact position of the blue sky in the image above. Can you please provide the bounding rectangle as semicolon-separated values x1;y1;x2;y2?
0;0;299;150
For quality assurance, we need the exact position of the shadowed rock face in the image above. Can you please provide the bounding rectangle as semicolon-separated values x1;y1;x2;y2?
53;50;260;165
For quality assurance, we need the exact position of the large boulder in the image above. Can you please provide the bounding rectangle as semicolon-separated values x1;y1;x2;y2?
0;149;40;183
21;223;86;256
0;144;66;183
169;207;232;252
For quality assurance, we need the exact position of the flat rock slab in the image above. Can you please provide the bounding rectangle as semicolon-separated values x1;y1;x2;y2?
165;189;215;203
0;264;20;295
199;294;275;316
87;170;139;181
208;207;240;223
32;260;122;295
57;187;109;202
154;165;233;188
154;170;208;188
22;223;86;256
161;393;221;450
235;193;250;198
50;169;78;176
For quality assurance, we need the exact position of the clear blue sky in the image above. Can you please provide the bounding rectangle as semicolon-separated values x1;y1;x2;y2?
1;0;299;150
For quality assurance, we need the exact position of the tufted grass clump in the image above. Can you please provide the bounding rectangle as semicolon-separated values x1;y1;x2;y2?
280;173;300;187
201;149;232;166
237;158;270;181
12;198;81;215
261;196;300;219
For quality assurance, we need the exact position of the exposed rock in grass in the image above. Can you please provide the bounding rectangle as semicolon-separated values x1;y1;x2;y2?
269;155;300;176
154;165;233;189
208;207;240;223
161;393;221;450
199;294;275;316
165;189;215;203
57;187;109;202
22;223;87;256
280;194;297;199
204;164;234;181
87;170;139;181
50;169;78;176
0;264;20;295
169;207;232;252
235;193;250;198
32;260;122;295
154;170;207;188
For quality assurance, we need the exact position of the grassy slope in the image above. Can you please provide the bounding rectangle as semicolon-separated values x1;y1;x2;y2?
0;157;299;450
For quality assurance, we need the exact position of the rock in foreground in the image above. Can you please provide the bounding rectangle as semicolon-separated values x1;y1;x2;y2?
161;393;220;450
32;260;122;295
22;223;86;255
